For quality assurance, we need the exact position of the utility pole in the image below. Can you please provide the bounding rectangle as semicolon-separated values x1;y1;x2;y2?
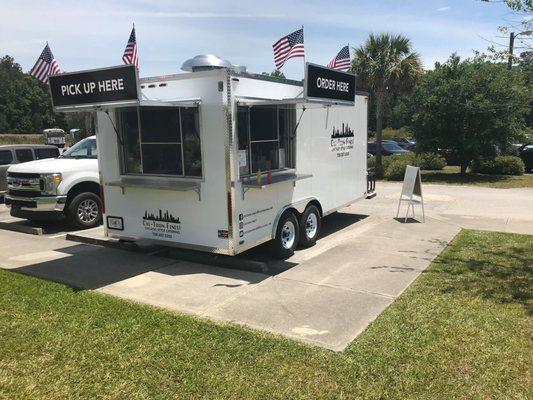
508;32;515;70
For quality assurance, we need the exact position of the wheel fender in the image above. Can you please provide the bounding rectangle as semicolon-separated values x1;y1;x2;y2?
61;176;100;196
271;197;320;238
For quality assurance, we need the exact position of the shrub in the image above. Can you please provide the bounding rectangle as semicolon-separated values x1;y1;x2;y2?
384;157;413;181
416;152;447;170
471;156;524;175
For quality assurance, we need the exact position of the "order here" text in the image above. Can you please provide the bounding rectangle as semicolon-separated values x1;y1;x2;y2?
316;77;350;92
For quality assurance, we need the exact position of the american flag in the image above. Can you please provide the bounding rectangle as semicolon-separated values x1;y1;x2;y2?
122;26;139;69
272;28;305;70
29;43;61;84
327;46;351;71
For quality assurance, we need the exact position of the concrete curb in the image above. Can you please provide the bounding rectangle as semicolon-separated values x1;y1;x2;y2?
0;221;43;235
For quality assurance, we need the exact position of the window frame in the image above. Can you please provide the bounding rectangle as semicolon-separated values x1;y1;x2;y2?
118;104;204;180
35;147;60;160
0;150;13;165
15;148;34;163
237;104;296;178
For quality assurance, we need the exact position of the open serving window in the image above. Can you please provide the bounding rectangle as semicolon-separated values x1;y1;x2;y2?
116;102;202;178
237;104;297;177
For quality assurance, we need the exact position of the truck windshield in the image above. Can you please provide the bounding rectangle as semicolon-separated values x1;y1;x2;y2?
62;138;97;159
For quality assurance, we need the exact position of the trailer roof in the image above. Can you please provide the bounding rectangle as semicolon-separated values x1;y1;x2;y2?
139;69;303;87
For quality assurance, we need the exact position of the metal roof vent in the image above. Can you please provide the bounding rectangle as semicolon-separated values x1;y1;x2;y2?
181;54;233;72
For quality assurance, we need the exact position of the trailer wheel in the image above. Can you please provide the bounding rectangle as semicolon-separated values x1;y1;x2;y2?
67;192;102;229
272;211;299;258
299;205;321;248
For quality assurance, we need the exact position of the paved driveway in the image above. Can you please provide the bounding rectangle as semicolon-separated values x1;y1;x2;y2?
1;182;531;351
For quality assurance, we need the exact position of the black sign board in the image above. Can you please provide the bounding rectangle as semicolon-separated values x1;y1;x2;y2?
49;65;139;110
305;63;356;104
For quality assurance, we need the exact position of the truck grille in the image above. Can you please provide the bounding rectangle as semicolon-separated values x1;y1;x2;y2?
7;172;42;194
7;172;40;179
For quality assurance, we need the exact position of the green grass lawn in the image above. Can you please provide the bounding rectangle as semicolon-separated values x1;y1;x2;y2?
1;230;532;399
420;166;533;188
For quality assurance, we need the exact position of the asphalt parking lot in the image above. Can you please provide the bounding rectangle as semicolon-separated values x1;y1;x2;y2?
1;182;532;351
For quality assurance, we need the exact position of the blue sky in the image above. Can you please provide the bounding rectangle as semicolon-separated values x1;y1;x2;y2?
0;0;522;79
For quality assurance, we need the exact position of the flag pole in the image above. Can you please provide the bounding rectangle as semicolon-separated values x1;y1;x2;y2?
301;25;306;78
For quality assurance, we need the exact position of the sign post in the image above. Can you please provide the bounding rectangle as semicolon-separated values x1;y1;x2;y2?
396;165;425;223
48;64;139;112
304;62;356;104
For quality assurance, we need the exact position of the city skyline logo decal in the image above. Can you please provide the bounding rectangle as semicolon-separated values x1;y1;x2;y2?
142;209;181;240
331;123;355;138
330;122;355;158
143;209;181;224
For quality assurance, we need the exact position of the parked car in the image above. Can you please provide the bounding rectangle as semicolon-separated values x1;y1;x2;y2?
392;137;416;151
0;144;60;198
4;136;102;229
368;140;412;156
519;144;533;172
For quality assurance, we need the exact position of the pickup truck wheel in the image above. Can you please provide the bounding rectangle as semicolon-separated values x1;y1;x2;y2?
272;211;299;259
67;192;102;229
298;205;321;248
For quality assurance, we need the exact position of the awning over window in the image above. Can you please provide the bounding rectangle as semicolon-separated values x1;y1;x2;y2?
236;96;355;107
140;98;201;108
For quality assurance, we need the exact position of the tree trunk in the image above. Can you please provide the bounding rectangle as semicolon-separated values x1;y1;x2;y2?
84;113;94;137
460;159;469;175
375;92;385;175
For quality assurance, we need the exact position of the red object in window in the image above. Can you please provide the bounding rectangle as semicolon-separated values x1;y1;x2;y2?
266;162;272;184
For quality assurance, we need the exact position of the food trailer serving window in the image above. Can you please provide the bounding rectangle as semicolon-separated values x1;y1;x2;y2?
117;106;202;177
237;105;295;175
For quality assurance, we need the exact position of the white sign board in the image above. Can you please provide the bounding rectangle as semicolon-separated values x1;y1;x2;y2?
396;165;425;222
401;165;422;198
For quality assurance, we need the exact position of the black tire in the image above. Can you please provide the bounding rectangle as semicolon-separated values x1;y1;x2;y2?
67;192;102;229
298;205;321;248
272;211;299;259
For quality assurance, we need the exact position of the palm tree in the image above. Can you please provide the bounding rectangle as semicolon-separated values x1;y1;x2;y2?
352;34;423;173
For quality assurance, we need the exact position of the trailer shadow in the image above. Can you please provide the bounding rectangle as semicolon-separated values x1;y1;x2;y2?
10;243;173;291
8;212;370;290
237;212;369;274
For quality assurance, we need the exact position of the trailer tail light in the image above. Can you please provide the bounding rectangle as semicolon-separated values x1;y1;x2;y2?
99;184;105;214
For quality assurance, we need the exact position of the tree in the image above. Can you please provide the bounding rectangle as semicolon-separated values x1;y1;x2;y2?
262;70;286;79
479;0;532;66
351;34;422;172
0;55;66;133
409;55;529;174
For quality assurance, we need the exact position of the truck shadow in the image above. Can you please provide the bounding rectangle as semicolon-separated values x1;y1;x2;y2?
0;217;95;235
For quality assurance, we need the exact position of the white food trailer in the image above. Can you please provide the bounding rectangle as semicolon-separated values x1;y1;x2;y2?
49;56;372;257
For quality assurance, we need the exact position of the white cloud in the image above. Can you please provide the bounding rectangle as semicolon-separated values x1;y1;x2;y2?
436;6;451;12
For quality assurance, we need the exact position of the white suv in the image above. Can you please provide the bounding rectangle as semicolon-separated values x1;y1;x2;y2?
5;136;102;229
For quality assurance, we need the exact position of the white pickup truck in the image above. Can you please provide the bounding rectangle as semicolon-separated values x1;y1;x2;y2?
4;136;102;229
